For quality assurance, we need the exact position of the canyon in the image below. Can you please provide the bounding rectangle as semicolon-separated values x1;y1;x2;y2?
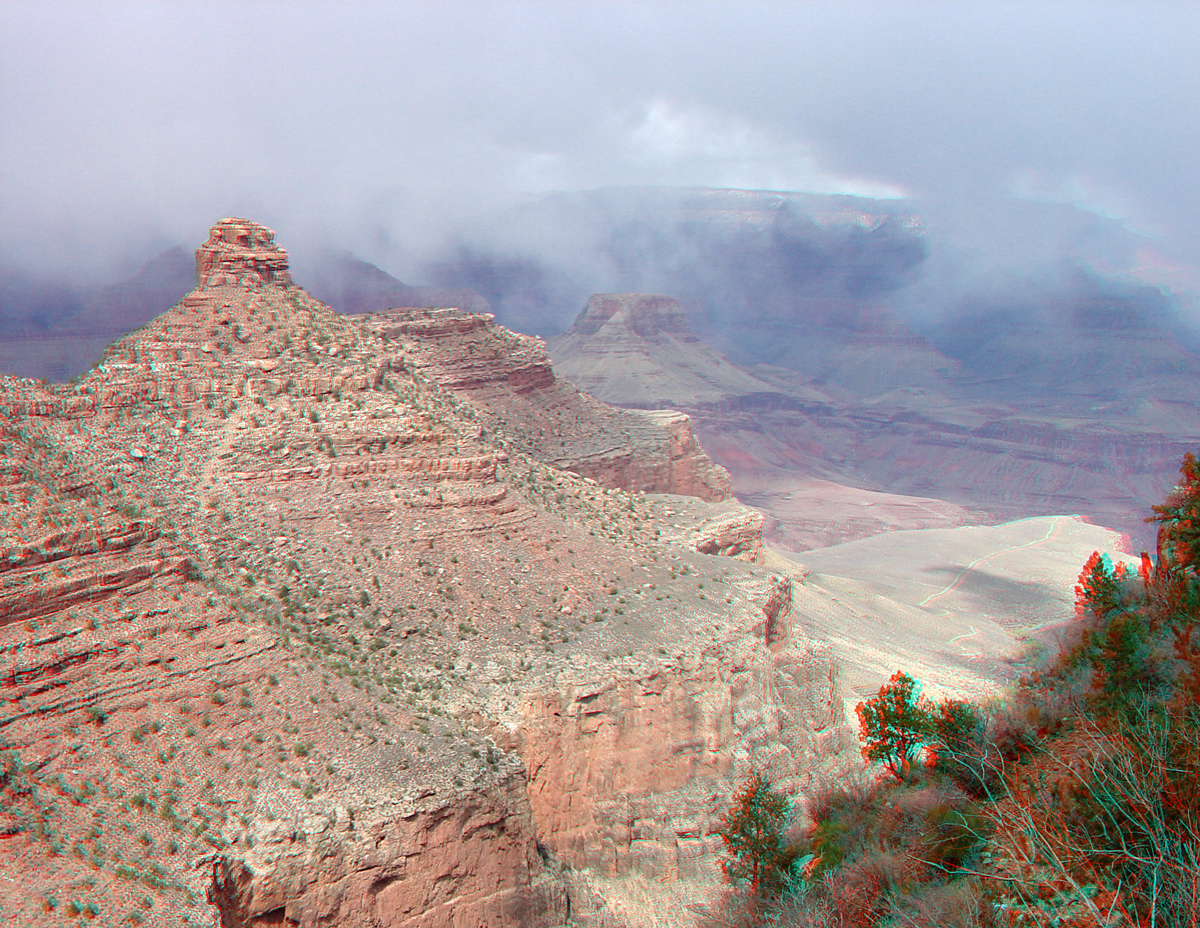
0;220;855;926
7;187;1198;558
547;287;1200;554
0;217;1181;927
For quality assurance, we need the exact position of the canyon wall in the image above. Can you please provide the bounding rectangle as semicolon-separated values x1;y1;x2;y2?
207;770;565;928
511;575;858;882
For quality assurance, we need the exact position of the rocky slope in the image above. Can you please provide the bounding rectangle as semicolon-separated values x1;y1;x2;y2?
0;219;866;927
352;306;732;502
1;221;579;927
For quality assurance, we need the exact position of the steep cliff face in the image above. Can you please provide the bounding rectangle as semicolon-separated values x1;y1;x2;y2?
511;575;857;881
681;499;765;562
207;769;564;928
560;410;733;504
353;307;732;502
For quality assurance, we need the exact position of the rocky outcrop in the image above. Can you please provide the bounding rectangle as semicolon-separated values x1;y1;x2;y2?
561;417;732;505
353;307;732;502
196;218;293;289
687;506;765;563
365;308;555;395
228;452;503;485
0;221;594;926
207;770;565;928
642;410;733;501
512;575;858;881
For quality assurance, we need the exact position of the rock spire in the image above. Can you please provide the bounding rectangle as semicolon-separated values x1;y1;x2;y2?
195;217;292;289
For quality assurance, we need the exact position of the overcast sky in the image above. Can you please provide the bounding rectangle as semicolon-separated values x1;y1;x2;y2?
2;1;1198;289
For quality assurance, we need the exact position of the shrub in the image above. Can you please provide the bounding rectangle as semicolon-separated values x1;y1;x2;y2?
886;877;995;928
928;698;995;797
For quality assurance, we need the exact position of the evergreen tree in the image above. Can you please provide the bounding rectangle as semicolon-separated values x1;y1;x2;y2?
1151;451;1200;574
717;771;791;892
855;670;934;779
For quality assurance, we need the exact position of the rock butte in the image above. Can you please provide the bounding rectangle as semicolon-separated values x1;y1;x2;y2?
0;219;867;927
548;293;783;410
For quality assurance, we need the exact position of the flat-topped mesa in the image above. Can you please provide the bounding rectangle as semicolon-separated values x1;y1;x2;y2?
195;218;292;289
572;293;698;340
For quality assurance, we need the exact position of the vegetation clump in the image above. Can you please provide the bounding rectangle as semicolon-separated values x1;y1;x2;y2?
709;453;1200;928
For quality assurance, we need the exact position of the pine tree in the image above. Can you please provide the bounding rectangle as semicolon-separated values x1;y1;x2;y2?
1150;451;1200;574
1074;550;1123;620
717;771;791;892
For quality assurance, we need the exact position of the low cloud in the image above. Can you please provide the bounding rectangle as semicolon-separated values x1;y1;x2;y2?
1;1;1196;303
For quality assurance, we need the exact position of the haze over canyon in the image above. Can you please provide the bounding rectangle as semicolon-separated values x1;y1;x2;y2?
3;3;1198;926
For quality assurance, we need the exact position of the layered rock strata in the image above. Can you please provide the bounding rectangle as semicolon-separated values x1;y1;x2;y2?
352;307;732;502
196;218;293;289
207;770;563;928
0;221;582;926
0;219;860;927
512;574;857;880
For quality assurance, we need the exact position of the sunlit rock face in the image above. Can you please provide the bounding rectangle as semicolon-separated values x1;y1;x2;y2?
195;218;293;289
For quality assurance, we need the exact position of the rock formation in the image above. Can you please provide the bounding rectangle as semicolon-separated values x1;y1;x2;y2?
511;575;857;881
195;218;293;289
207;771;563;927
547;293;782;408
352;307;733;502
0;219;852;927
